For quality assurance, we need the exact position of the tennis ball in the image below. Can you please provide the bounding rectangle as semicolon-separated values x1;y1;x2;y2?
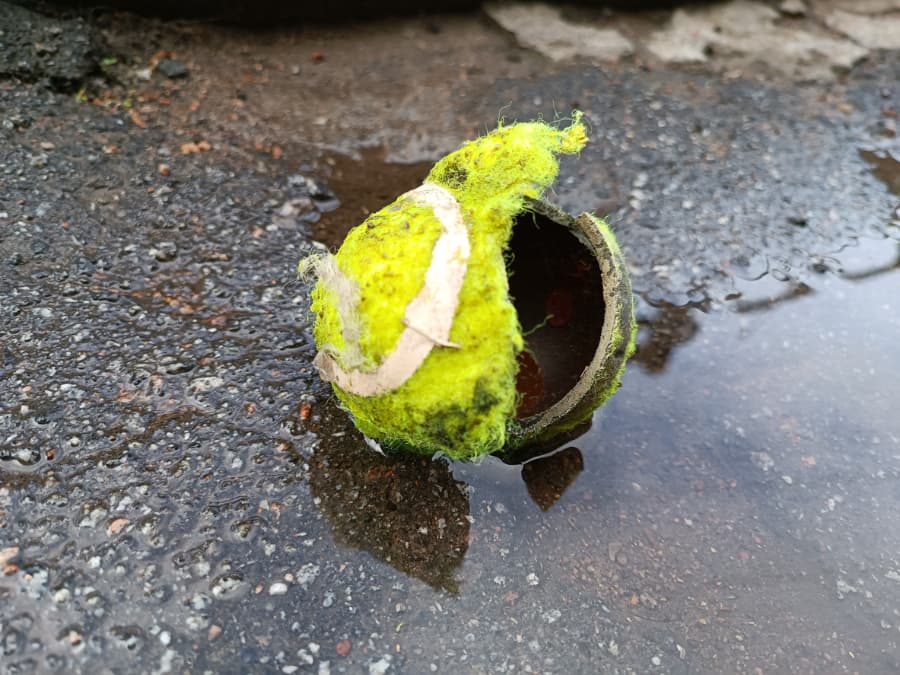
302;113;630;460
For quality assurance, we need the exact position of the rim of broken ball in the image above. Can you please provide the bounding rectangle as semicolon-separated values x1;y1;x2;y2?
502;197;635;460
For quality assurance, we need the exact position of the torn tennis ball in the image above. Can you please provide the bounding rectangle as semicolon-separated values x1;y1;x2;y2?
302;113;635;461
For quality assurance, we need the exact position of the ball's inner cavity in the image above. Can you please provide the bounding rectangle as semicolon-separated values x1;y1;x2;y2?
509;211;605;419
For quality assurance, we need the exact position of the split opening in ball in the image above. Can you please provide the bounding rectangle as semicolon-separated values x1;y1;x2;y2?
508;207;606;421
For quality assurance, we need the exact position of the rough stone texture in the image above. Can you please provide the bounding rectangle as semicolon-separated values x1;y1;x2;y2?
485;2;634;62
824;9;900;49
482;0;900;80
645;0;867;79
0;2;99;87
814;0;900;11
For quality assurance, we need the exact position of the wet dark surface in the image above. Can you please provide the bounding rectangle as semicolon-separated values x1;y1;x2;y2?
1;3;900;674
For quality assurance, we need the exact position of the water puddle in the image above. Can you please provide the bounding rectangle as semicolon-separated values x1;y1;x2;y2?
305;230;900;610
310;148;430;249
295;150;900;661
860;149;900;197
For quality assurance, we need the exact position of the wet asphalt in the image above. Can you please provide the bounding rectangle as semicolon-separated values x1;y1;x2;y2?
1;3;900;674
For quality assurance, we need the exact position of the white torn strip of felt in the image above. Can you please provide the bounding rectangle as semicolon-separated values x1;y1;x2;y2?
314;182;470;397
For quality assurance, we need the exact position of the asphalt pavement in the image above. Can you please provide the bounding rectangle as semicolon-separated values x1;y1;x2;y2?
1;2;899;673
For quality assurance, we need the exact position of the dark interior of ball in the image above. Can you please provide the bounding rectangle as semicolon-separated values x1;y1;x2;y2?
508;209;605;420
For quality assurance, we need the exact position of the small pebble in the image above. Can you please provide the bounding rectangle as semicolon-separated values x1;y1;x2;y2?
149;241;178;262
156;58;189;78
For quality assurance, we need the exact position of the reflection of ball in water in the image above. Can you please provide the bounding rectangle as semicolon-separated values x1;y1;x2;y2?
521;446;585;511
307;406;470;593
